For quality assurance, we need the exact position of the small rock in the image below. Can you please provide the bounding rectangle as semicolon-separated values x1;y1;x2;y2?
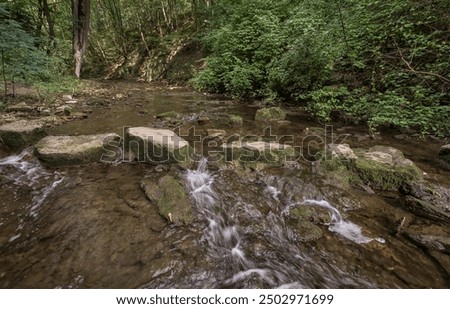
206;129;226;137
141;176;194;225
55;105;71;116
70;112;88;119
155;165;166;172
40;109;51;116
61;94;73;101
205;129;226;142
226;133;240;143
197;116;210;124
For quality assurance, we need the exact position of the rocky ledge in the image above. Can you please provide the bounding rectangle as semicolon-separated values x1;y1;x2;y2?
34;133;121;166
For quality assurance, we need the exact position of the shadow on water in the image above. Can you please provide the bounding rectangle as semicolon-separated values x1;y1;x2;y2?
0;81;449;288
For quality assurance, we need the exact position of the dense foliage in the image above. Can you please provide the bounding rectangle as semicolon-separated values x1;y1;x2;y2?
0;0;448;135
194;0;450;136
0;3;49;96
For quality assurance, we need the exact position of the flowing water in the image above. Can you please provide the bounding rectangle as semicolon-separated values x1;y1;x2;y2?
0;81;449;288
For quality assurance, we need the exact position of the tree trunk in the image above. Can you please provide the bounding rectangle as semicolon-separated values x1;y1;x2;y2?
42;0;56;45
1;49;6;99
72;0;90;78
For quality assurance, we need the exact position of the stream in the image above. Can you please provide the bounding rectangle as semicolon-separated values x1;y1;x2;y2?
0;81;449;288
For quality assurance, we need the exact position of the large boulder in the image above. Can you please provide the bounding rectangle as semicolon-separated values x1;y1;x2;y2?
439;144;450;164
0;120;46;150
320;145;422;191
34;133;121;166
125;127;192;166
255;107;286;121
141;176;194;225
352;146;422;190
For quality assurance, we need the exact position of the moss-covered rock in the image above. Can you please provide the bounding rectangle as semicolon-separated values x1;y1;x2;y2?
290;205;332;224
285;209;324;242
351;157;421;190
255;107;286;121
292;221;324;242
141;176;194;225
320;145;422;191
229;114;243;127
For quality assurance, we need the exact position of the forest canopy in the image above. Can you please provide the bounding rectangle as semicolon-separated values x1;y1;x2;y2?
0;0;449;135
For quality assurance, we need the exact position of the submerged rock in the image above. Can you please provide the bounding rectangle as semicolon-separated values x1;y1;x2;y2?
141;176;194;225
439;144;450;164
400;181;450;213
290;204;332;224
35;133;121;166
255;107;286;122
125;127;192;166
401;196;450;223
285;206;326;242
406;234;450;254
0;120;46;150
291;221;324;242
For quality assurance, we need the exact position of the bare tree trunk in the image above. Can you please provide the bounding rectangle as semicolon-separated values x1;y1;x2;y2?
42;0;56;44
38;0;56;52
72;0;90;78
1;49;6;99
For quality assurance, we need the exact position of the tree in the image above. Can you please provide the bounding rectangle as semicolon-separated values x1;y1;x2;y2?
72;0;90;78
0;3;48;98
